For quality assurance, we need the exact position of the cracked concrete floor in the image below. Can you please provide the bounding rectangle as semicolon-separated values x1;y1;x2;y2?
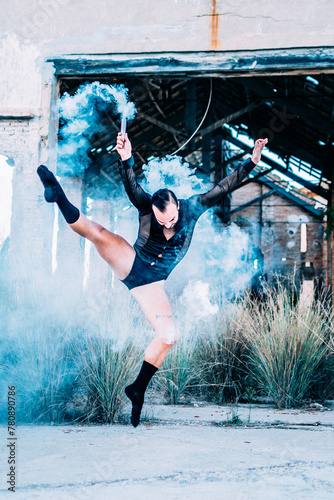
0;405;334;500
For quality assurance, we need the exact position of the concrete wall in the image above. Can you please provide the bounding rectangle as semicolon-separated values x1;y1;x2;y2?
2;0;334;113
1;0;333;278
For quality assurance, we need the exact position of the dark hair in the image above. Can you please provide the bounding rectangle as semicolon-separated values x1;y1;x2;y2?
151;189;178;212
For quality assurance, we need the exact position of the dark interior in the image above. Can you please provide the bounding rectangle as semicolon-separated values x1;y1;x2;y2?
58;75;334;201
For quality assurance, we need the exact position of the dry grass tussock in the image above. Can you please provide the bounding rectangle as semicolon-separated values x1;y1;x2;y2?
0;278;150;424
192;304;247;404
236;283;333;408
1;275;333;423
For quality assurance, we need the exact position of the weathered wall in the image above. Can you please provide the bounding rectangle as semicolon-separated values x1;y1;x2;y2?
3;0;333;61
2;0;334;111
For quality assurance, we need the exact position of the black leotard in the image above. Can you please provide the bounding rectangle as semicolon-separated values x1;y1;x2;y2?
119;156;255;289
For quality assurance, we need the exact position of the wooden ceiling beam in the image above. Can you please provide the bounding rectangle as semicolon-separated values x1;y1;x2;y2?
137;111;187;138
199;100;264;138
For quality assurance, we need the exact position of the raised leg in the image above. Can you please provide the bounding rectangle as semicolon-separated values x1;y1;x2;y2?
37;165;135;279
69;213;135;280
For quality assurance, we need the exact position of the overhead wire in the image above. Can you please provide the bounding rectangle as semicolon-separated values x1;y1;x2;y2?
109;80;213;156
170;79;213;156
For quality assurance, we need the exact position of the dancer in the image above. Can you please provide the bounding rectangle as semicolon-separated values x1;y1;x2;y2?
37;133;267;427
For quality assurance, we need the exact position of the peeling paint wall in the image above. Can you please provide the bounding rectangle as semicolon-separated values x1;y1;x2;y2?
2;0;333;60
1;0;334;113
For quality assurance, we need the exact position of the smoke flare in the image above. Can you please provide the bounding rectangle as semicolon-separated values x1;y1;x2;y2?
58;82;136;177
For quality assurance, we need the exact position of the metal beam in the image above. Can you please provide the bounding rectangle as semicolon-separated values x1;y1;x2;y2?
223;178;322;218
221;152;247;166
196;151;251;176
91;106;188;157
260;178;323;216
230;167;275;191
199;100;264;138
223;133;329;199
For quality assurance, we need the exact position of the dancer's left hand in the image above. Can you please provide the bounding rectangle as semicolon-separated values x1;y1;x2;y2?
251;138;268;164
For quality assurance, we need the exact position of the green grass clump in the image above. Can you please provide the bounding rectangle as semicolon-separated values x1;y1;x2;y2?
0;278;148;424
1;272;333;423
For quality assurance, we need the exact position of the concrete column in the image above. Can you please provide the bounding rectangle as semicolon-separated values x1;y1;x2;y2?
201;105;213;174
8;71;58;281
86;198;113;291
7;119;54;279
55;177;84;285
185;81;196;152
215;135;231;223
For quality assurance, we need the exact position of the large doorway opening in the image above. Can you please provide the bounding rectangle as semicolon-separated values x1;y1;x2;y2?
54;72;334;289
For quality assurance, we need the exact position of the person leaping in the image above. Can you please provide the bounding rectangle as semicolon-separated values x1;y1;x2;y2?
37;134;267;427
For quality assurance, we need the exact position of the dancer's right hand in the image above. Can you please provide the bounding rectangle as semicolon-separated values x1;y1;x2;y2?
116;132;132;161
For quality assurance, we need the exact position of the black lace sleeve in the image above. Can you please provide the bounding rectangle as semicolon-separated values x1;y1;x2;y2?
199;158;255;211
119;156;152;215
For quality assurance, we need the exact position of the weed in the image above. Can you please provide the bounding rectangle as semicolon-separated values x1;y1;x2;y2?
75;336;142;423
238;283;332;408
156;332;199;404
193;304;246;404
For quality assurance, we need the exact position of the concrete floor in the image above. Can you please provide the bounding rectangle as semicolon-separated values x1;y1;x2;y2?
0;404;333;500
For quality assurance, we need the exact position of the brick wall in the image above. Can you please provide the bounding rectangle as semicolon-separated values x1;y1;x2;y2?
230;181;324;284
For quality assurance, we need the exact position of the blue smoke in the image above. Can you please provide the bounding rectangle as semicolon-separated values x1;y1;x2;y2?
57;82;136;177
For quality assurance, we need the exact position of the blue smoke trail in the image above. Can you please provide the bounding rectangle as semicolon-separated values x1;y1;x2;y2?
58;82;136;177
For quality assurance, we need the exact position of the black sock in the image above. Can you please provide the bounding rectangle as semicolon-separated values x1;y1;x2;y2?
37;165;80;224
125;360;158;428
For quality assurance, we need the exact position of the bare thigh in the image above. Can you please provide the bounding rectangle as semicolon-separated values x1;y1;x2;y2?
130;281;178;344
69;212;135;279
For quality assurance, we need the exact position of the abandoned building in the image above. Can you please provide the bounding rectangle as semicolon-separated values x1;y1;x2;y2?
229;166;325;291
1;0;334;296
